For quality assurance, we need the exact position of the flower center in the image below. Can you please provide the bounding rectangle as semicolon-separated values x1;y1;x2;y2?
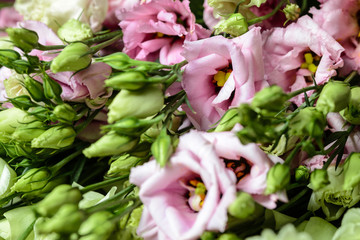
300;52;320;74
213;68;232;87
181;177;207;212
224;157;251;183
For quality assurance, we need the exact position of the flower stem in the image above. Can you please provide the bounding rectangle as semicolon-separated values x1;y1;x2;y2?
287;85;320;99
248;0;288;25
80;174;130;193
90;32;123;53
344;71;357;83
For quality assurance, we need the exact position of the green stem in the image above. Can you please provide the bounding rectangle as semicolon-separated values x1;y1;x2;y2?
293;211;313;226
344;71;357;83
284;142;302;165
248;0;288;25
287;85;320;99
84;30;122;45
50;148;84;174
300;0;308;13
36;44;66;51
276;188;310;212
91;32;123;53
80;174;130;193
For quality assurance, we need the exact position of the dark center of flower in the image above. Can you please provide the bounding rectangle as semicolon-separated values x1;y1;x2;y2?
180;177;207;212
224;157;251;183
300;52;320;74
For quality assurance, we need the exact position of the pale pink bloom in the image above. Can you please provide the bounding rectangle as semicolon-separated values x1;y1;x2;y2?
45;62;112;107
130;131;237;240
181;27;267;130
301;155;328;172
262;16;344;101
103;0;141;29
199;131;287;209
0;7;23;36
203;0;220;30
117;0;211;65
250;0;289;30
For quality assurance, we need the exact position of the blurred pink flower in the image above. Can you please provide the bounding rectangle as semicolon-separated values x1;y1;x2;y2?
0;7;23;36
181;27;267;130
103;0;141;29
117;0;211;65
130;130;237;239
262;16;344;105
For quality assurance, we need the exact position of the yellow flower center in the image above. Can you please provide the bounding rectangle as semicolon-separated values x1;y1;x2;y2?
300;52;320;73
181;178;207;212
213;69;232;87
225;157;251;183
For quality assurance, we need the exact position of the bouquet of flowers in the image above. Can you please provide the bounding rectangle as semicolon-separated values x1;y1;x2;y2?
1;0;360;239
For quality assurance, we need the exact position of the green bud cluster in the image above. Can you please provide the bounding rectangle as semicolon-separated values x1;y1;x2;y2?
107;155;141;177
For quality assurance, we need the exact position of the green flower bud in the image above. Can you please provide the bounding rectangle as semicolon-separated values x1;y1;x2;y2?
36;204;84;234
151;128;173;167
52;104;77;123
251;85;288;113
0;158;16;198
36;184;83;217
23;75;45;102
42;72;63;102
31;126;76;149
78;211;115;238
12;120;46;142
108;84;164;123
228;192;256;219
57;19;93;42
107;155;140;177
3;71;28;98
343;153;360;190
0;37;14;49
6;27;39;52
201;232;216;240
215;108;242;132
316;81;350;115
0;49;21;68
214;13;248;37
95;52;132;70
295;165;310;183
83;131;138;158
217;233;242;240
8;95;37;110
50;42;92;73
105;71;147;91
283;4;301;21
11;168;57;196
310;169;330;191
289;107;326;140
341;87;360;124
265;163;291;195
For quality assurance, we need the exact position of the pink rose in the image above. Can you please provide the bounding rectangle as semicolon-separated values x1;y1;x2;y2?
117;0;211;65
181;27;267;130
130;131;237;239
262;16;344;105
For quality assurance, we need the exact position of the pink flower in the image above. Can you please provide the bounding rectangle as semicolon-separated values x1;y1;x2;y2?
262;16;344;104
0;7;23;36
117;0;211;65
103;0;141;29
203;0;220;30
181;27;267;130
44;62;112;108
250;0;288;30
130;131;237;239
130;130;286;239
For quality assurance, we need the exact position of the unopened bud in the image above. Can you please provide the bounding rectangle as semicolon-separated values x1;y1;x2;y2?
295;165;310;183
53;104;77;123
201;232;216;240
283;4;301;21
11;168;50;194
341;87;360;125
12;120;46;142
265;163;290;194
105;71;147;91
50;42;92;73
23;75;45;102
107;155;141;177
8;95;36;110
215;108;241;132
31;126;76;149
108;84;164;123
0;49;21;68
289;107;326;140
6;27;39;52
217;233;242;240
36;204;84;234
42;72;63;101
36;184;83;217
251;85;288;113
316;81;350;115
57;19;93;42
78;211;115;237
343;153;360;190
95;52;132;70
151;128;173;167
228;192;255;219
83;131;138;158
214;13;248;37
310;169;330;191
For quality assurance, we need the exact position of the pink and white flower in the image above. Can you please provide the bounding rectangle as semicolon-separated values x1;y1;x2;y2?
181;27;267;130
117;0;211;65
